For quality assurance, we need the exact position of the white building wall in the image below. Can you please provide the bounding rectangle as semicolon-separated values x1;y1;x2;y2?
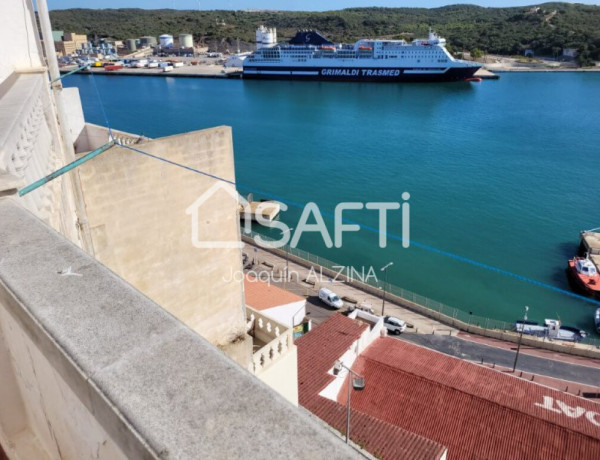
256;347;299;406
0;0;43;83
0;0;81;247
261;300;306;329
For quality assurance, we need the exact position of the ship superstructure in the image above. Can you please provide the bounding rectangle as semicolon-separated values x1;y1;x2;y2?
243;28;481;82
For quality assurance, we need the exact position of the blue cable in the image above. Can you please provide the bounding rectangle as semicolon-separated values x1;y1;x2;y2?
89;72;115;141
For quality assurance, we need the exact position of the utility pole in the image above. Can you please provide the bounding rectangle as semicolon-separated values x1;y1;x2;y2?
380;262;393;317
513;306;529;372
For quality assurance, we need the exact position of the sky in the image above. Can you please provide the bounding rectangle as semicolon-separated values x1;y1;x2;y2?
48;1;600;11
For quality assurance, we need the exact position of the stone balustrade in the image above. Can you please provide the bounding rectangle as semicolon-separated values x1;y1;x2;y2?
247;308;293;373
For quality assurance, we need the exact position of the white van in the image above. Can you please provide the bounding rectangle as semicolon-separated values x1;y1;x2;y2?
318;288;344;309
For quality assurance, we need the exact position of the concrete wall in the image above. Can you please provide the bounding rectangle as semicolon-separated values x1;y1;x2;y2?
77;127;251;366
0;199;362;460
256;347;299;406
0;305;127;460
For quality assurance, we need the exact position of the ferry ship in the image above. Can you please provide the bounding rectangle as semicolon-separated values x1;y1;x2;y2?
243;27;482;82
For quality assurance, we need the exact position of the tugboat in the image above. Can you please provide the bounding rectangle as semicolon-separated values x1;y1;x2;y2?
567;256;600;299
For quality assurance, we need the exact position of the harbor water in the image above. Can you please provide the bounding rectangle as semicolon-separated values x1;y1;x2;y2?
66;72;600;333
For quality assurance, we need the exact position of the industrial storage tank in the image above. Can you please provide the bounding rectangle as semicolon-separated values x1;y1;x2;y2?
159;34;174;48
255;26;277;50
126;39;137;51
140;36;157;47
179;34;193;48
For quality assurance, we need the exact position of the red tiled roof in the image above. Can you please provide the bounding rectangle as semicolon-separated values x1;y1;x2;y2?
244;275;304;311
297;315;447;460
346;338;600;460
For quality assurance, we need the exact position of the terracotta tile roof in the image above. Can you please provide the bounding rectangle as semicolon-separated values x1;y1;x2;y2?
244;275;304;311
297;315;447;460
346;338;600;460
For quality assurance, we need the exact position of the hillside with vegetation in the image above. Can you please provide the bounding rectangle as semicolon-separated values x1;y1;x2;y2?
50;3;600;64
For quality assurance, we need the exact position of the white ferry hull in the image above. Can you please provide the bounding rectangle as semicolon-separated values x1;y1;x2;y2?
243;65;479;82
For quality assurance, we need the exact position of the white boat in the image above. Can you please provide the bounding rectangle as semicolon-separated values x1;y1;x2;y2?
515;318;587;342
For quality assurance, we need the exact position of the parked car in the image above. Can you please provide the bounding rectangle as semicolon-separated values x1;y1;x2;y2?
318;288;344;309
384;316;407;335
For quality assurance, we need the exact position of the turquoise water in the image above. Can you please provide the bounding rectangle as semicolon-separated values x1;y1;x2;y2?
66;73;600;332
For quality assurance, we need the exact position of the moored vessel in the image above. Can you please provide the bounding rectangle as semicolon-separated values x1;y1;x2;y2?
243;26;481;83
567;228;600;298
567;257;600;298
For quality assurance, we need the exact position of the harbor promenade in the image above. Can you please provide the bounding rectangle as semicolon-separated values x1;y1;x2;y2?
241;236;600;361
242;237;600;396
242;238;454;335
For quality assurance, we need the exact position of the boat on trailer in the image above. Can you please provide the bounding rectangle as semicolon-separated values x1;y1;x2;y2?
514;318;587;342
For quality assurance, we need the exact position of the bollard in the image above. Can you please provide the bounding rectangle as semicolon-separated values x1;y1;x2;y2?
531;375;534;381
565;386;569;392
519;371;523;377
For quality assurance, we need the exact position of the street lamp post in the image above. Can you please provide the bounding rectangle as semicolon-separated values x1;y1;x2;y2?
333;361;366;445
380;262;393;317
512;305;529;372
281;227;294;287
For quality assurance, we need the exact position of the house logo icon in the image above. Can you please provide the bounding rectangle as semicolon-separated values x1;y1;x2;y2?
186;181;251;249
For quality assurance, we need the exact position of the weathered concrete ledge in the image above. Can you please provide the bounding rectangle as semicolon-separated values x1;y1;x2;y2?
0;199;363;459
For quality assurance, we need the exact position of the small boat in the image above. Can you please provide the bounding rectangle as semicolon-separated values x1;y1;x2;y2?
321;45;335;51
465;77;482;82
567;256;600;298
358;46;373;50
514;318;587;342
595;308;600;333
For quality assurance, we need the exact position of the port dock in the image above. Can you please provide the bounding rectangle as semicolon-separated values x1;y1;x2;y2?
61;61;498;81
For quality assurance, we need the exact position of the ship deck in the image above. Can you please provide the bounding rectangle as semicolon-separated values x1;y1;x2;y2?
582;231;600;271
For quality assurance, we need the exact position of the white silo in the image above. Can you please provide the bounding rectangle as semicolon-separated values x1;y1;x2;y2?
179;34;193;48
159;34;174;49
255;26;277;50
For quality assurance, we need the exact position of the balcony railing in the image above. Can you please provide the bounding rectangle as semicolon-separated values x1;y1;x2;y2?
246;308;293;373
